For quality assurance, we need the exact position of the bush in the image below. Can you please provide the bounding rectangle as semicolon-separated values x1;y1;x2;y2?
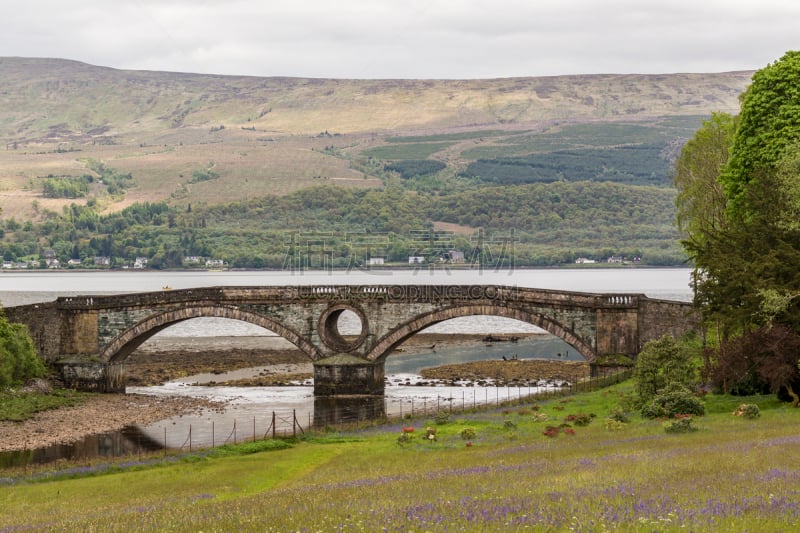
634;334;698;407
0;316;47;389
641;382;705;419
460;427;477;440
543;426;560;438
425;427;437;442
604;418;626;431
397;432;415;446
663;415;698;433
733;403;761;419
565;413;594;426
607;407;631;423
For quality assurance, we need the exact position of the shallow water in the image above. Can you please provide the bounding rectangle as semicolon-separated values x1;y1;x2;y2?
1;335;574;467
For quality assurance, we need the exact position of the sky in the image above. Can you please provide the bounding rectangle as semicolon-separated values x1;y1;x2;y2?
1;0;798;79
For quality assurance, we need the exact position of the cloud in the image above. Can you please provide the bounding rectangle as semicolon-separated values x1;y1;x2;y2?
1;0;798;78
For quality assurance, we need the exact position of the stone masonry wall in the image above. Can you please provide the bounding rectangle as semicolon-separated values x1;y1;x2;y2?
638;299;701;346
4;302;62;362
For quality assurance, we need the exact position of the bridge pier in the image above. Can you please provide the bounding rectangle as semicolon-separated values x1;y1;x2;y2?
313;395;386;427
55;361;126;393
313;354;385;396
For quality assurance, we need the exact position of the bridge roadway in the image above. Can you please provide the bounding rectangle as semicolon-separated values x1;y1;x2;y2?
5;284;699;395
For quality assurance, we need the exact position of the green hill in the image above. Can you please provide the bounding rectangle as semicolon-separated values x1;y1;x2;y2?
0;58;753;266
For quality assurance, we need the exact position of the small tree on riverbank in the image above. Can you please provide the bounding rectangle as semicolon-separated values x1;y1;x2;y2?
0;310;47;388
634;334;698;407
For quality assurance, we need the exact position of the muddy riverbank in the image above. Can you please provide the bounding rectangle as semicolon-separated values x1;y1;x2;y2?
0;394;221;453
2;332;580;453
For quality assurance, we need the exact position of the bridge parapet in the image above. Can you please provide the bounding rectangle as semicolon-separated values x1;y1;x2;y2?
53;285;645;310
600;294;640;307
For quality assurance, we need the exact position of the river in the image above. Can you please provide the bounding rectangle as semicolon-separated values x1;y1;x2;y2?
0;267;693;465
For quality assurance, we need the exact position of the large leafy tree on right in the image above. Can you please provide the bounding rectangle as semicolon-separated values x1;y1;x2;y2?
675;51;800;400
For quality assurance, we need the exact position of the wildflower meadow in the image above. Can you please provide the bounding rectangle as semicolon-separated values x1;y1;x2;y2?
1;382;798;532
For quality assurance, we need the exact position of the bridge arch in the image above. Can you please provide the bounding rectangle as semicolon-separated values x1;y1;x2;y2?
366;304;597;363
100;305;320;363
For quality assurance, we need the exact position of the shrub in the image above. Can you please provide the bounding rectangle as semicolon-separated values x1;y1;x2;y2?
635;334;698;407
434;412;450;425
0;317;47;389
503;420;517;430
733;403;761;419
397;432;414;446
707;325;800;404
543;426;560;438
565;413;594;426
604;418;626;431
425;427;437;441
460;427;477;440
607;407;631;423
531;413;549;422
663;416;698;433
641;382;705;419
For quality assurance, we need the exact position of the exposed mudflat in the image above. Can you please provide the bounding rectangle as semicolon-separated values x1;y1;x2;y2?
420;359;589;384
1;333;587;452
0;394;221;453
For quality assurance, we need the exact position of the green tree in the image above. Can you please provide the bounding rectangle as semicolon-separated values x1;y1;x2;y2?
673;112;735;255
0;311;47;388
634;334;697;406
721;51;800;218
677;52;800;335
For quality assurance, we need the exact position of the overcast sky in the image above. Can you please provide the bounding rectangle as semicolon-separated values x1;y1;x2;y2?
1;0;797;79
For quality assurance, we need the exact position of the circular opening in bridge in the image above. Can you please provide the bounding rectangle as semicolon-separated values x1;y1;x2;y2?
319;304;367;352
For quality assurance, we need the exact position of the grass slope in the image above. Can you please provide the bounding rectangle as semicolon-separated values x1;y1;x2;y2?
2;383;798;532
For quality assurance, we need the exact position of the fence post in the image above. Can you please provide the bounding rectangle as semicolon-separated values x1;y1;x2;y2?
272;411;276;439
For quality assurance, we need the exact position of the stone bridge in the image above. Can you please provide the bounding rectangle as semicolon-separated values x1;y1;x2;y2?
5;285;699;395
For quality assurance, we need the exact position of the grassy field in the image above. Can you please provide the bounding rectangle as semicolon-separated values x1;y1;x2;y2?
1;382;798;532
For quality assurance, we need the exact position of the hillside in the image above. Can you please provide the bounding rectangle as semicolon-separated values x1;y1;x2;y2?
0;58;754;267
0;58;751;217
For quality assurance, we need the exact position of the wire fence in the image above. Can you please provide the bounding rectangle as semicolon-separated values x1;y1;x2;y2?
0;368;633;470
155;367;633;455
168;410;306;454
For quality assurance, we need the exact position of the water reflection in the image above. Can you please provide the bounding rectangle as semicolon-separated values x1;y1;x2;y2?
313;396;387;427
0;427;163;469
1;334;577;468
